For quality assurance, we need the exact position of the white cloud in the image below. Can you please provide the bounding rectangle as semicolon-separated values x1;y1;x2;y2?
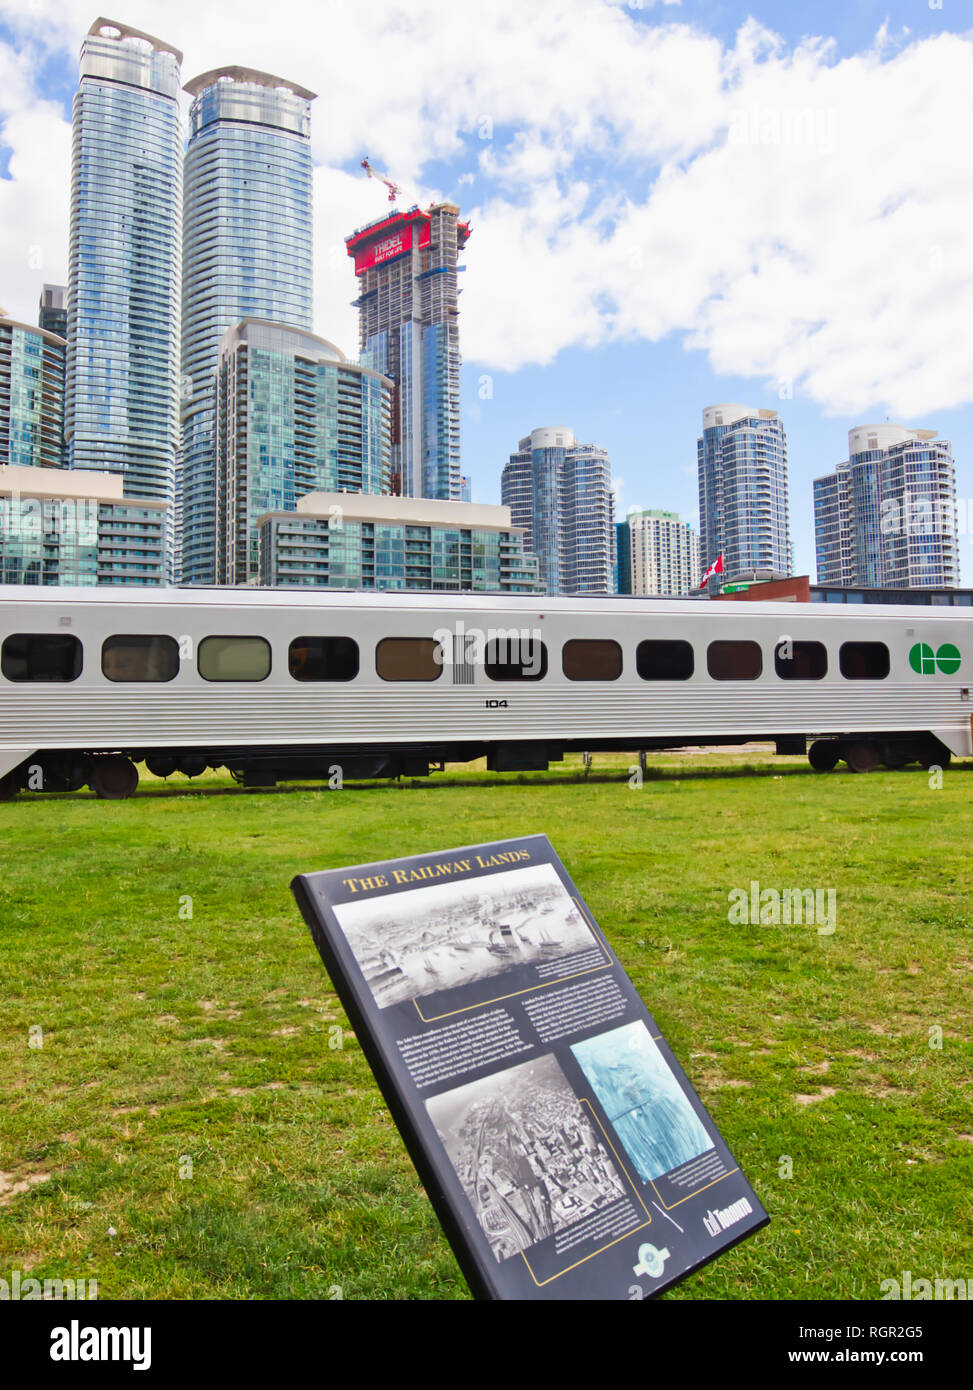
0;2;971;419
0;40;70;316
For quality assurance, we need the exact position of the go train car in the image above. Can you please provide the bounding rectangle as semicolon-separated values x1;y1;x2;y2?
0;585;970;798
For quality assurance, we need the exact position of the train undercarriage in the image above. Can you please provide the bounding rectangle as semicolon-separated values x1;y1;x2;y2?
0;731;955;800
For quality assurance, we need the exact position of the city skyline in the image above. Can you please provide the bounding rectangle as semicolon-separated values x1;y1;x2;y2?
0;3;970;583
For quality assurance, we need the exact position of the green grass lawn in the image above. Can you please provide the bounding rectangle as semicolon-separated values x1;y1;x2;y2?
1;748;971;1300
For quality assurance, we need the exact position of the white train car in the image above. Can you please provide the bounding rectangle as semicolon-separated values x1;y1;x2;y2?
0;585;970;797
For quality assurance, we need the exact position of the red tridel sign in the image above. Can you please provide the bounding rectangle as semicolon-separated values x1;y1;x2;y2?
351;217;431;274
356;225;411;272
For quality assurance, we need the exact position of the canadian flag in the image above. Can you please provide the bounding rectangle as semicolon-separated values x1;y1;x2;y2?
699;553;724;589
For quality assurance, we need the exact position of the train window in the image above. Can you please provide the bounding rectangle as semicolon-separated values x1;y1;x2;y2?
636;639;694;681
839;641;890;680
774;640;827;680
198;636;271;682
562;639;622;681
289;636;359;682
707;640;763;680
484;636;548;681
376;637;443;681
1;632;82;683
102;635;179;683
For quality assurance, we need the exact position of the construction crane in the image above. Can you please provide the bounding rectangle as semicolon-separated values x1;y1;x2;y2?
361;157;401;203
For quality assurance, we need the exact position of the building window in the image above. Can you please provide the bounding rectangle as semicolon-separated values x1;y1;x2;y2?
707;640;763;680
839;642;890;680
102;635;179;683
562;639;623;681
774;640;827;680
636;639;694;681
484;637;548;681
288;637;359;682
198;636;271;682
376;637;443;681
1;632;83;683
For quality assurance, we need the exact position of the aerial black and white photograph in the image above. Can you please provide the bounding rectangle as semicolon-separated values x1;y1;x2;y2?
571;1021;713;1183
426;1053;627;1263
332;863;597;1008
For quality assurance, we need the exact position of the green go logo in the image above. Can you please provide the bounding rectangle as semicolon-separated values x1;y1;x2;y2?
909;642;961;675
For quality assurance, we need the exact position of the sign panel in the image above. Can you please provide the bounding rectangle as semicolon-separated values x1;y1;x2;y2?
291;834;768;1299
352;218;431;274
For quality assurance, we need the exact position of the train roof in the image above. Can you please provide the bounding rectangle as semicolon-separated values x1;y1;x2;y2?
0;585;971;623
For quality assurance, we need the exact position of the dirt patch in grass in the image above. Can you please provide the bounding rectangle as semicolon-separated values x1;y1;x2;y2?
795;1087;837;1105
0;1170;50;1206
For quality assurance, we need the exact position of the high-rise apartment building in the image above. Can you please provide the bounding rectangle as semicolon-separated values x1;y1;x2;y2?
346;204;470;501
501;427;614;595
257;493;542;592
697;404;792;590
617;509;700;596
180;67;315;585
216;319;392;585
65;20;181;531
0;314;66;469
814;424;959;588
38;286;68;341
0;464;167;586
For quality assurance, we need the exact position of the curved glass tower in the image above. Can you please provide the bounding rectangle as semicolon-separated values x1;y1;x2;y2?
65;20;182;529
180;67;315;585
697;404;792;591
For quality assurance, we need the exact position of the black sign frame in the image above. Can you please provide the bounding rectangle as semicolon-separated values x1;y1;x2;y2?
292;833;768;1299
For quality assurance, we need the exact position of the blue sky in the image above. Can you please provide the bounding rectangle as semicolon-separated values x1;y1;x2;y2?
1;0;970;580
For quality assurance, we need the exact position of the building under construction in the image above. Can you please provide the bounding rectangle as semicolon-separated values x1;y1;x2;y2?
346;203;470;501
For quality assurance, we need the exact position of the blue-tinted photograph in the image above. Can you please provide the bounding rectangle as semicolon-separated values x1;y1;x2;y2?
572;1021;712;1182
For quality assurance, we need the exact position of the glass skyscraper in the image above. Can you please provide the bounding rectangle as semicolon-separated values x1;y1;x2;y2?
216;319;392;585
813;425;959;588
501;427;614;595
697;404;792;591
346;204;470;501
65;20;182;536
38;286;68;342
1;314;66;469
180;66;315;585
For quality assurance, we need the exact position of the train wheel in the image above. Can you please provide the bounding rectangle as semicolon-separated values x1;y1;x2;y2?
845;742;880;774
89;756;139;800
0;771;20;801
808;740;840;772
919;746;951;771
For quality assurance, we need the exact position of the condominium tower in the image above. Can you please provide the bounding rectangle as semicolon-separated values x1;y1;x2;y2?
697;404;792;590
501;426;614;594
0;314;66;469
617;509;700;596
216;319;392;585
180;66;315;584
65;20;182;528
813;424;959;588
346;204;470;501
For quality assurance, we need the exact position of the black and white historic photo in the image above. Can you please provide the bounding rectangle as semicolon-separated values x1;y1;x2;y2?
571;1021;713;1183
426;1053;627;1263
332;863;596;1008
